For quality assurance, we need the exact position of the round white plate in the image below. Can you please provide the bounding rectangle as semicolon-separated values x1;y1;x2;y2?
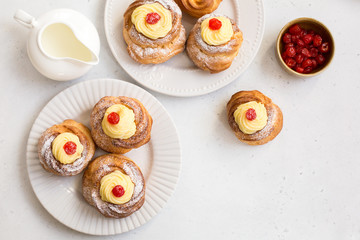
104;0;264;97
26;79;181;235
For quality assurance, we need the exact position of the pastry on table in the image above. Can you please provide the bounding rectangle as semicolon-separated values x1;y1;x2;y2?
82;154;145;218
38;119;95;176
174;0;222;18
226;90;283;145
186;14;243;73
123;0;186;64
90;96;152;154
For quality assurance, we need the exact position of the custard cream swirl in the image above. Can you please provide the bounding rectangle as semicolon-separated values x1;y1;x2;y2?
131;3;172;40
201;16;234;46
102;104;136;139
100;170;135;204
51;132;84;164
234;101;268;134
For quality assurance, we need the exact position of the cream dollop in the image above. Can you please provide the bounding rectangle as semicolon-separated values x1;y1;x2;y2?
131;3;172;39
201;16;234;46
51;132;84;164
234;101;268;134
100;170;135;205
101;104;136;139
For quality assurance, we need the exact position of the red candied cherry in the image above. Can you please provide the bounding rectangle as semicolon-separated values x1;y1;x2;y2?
313;35;322;47
302;34;313;45
245;108;257;121
285;57;296;68
319;42;329;53
107;112;120;125
112;185;125;198
295;54;304;64
315;54;326;65
291;34;300;43
301;48;311;57
282;33;292;43
289;24;302;35
284;43;294;49
301;29;308;37
209;18;222;30
285;46;296;57
311;59;318;68
63;141;77;155
303;66;313;73
310;47;319;57
296;39;305;47
301;58;313;68
146;12;161;24
295;66;304;73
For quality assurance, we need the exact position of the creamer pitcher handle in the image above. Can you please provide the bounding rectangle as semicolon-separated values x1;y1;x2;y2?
14;9;37;28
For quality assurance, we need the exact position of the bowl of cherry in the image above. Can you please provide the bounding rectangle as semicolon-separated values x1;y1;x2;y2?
276;17;334;77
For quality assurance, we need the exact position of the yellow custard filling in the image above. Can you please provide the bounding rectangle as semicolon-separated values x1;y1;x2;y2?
51;132;84;164
101;104;136;139
234;101;268;134
201;16;234;46
100;170;135;204
131;3;172;39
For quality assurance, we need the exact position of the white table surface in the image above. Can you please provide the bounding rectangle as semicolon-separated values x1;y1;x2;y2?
1;0;360;239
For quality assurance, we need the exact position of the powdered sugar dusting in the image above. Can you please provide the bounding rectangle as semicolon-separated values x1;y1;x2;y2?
38;127;90;176
83;155;145;218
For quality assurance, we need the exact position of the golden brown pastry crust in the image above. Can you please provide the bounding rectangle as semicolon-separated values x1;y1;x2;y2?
82;154;145;218
186;14;243;73
37;119;95;176
123;0;186;64
174;0;222;18
90;96;152;154
227;90;283;145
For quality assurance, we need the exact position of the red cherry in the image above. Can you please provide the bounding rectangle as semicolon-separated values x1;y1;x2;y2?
245;108;257;121
310;47;319;57
284;43;294;49
282;33;292;43
285;57;296;68
313;35;322;47
63;141;77;155
303;66;313;73
301;58;313;68
112;185;125;198
302;34;313;45
145;12;161;24
209;18;222;30
311;59;318;68
285;46;296;57
315;54;326;65
281;51;287;60
107;112;120;125
295;66;304;73
319;42;329;53
291;34;300;43
296;39;305;47
301;48;311;57
289;24;302;35
295;54;304;64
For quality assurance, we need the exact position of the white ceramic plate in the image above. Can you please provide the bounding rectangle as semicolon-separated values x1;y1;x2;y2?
104;0;264;97
26;79;181;235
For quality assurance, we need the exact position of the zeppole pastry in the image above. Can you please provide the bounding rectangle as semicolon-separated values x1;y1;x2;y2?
90;96;152;154
174;0;222;18
82;154;145;218
227;90;283;145
186;14;243;73
38;119;95;176
123;0;186;64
